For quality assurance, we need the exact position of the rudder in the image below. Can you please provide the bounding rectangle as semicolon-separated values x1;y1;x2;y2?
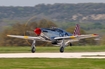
73;24;80;35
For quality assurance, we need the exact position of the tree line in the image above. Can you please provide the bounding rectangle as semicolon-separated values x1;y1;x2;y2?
0;3;105;20
0;19;57;46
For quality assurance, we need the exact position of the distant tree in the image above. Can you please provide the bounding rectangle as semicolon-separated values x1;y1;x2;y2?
66;26;86;34
0;23;28;46
38;19;57;28
0;19;57;46
92;23;103;29
100;35;105;45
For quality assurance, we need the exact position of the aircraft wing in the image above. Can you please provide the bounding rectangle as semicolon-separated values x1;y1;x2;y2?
54;36;77;40
54;34;98;40
7;35;41;40
55;34;98;40
55;34;98;45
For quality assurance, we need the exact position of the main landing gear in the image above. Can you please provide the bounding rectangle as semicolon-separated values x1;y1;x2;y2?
31;39;71;53
70;43;72;46
60;46;64;53
60;39;65;53
31;40;36;53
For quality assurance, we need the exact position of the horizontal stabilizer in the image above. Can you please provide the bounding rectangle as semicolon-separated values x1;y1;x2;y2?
78;34;98;39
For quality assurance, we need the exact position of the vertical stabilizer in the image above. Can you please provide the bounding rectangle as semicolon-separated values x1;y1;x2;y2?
73;24;80;35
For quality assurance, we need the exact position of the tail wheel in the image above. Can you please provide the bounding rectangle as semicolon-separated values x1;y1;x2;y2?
31;47;35;53
60;47;64;53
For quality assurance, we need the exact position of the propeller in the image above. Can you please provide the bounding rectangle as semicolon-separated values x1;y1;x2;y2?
24;16;37;45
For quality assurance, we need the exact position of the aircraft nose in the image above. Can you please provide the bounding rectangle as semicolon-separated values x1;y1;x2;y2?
34;28;41;36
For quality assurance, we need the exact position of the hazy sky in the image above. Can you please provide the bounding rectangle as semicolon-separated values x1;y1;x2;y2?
0;0;105;6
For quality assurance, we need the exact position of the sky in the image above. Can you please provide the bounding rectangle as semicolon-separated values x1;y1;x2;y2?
0;0;105;6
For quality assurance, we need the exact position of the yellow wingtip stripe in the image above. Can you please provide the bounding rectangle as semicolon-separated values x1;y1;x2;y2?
7;35;10;36
70;36;75;39
24;36;28;39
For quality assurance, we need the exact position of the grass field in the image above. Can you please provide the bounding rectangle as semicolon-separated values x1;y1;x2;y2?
0;46;105;69
0;45;105;53
0;58;105;69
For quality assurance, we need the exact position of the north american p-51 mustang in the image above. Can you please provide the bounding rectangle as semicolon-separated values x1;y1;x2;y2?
7;24;98;53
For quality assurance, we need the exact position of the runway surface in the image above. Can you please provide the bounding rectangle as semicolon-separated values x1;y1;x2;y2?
0;52;105;58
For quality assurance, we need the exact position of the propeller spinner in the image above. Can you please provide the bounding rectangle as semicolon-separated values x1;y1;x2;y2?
34;28;41;36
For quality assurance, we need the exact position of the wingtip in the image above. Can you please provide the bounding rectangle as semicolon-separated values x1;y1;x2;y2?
92;34;99;37
7;35;9;36
7;35;11;37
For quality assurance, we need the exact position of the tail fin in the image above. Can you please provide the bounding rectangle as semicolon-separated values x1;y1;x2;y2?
73;24;80;35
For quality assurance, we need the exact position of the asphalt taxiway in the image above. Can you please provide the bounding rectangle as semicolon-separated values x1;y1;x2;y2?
0;52;105;58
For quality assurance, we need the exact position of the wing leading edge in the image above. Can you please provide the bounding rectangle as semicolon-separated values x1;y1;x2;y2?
54;35;77;40
7;35;41;40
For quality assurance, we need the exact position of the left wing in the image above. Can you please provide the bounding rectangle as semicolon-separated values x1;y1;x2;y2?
54;35;77;40
54;34;98;41
7;35;41;40
54;34;98;45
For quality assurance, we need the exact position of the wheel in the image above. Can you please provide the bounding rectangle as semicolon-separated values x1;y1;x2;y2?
60;47;64;53
70;43;72;46
31;47;35;53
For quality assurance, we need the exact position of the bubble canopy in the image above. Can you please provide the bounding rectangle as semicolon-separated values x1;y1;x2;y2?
41;28;72;40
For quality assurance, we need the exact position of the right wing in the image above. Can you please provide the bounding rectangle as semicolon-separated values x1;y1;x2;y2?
7;35;41;40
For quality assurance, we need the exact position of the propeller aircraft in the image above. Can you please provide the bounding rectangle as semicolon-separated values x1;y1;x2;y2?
7;24;98;53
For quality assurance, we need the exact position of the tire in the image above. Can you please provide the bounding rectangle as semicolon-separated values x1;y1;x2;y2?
31;47;35;53
60;47;64;53
70;43;72;46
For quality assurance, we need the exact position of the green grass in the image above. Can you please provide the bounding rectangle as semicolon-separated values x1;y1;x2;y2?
0;58;105;69
0;46;105;69
0;45;105;53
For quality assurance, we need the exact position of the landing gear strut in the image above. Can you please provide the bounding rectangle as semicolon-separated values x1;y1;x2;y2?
31;40;36;53
60;39;65;53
